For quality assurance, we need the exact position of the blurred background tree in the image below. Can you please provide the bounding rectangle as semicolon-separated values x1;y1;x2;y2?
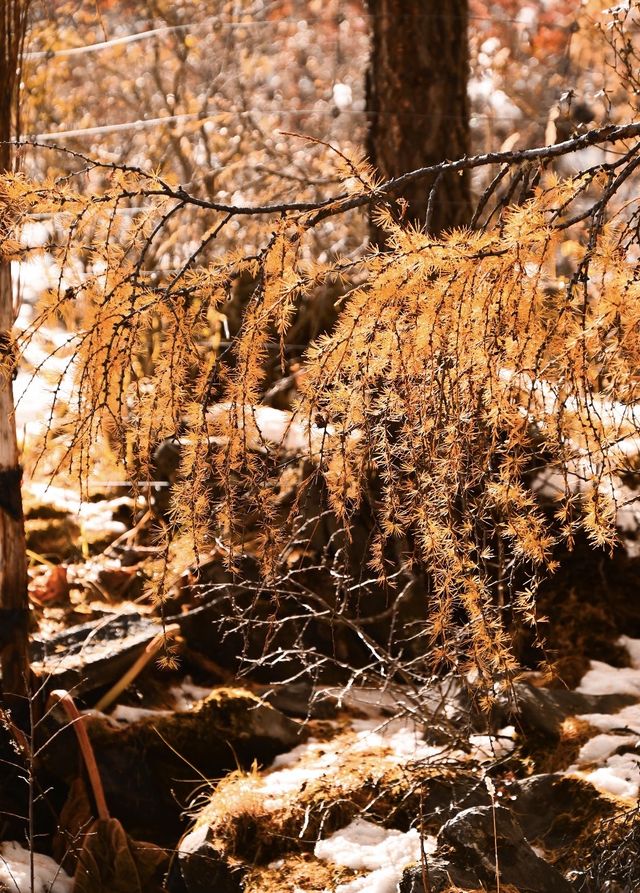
366;0;471;240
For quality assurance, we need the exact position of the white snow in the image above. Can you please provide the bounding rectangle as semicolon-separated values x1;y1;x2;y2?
315;818;435;893
567;636;640;800
206;403;360;459
578;703;640;736
260;739;341;811
576;638;640;698
170;679;215;711
469;725;516;760
23;484;129;539
575;733;637;765
619;636;640;669
0;842;73;893
110;704;172;723
348;718;450;763
576;660;640;698
255;718;461;813
581;753;640;800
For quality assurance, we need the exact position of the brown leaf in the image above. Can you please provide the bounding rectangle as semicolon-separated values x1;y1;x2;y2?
73;819;167;893
52;778;94;874
29;564;70;605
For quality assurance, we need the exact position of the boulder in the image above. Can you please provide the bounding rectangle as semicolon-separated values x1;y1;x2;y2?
167;824;244;893
45;688;303;846
511;773;617;849
400;805;575;893
498;682;636;739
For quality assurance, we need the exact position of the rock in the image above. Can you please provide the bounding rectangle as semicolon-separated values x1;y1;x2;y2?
254;682;337;719
30;597;259;695
167;824;244;893
499;682;636;739
441;806;575;891
401;806;576;893
30;611;167;695
44;688;303;846
511;773;617;849
25;516;81;560
398;856;481;893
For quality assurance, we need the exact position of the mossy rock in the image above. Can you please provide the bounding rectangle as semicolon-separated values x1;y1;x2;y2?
189;724;480;865
79;689;303;845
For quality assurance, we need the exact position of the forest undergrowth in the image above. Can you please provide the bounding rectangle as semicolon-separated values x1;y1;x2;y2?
4;126;640;695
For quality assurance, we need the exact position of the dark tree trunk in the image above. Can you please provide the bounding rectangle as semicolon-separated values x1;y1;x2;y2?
0;1;31;702
366;0;471;241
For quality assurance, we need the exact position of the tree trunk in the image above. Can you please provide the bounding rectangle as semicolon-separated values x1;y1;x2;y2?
0;268;29;700
0;1;31;701
366;0;471;242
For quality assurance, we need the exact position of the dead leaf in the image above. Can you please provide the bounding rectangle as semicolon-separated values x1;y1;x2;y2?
52;778;93;873
73;819;167;893
29;565;70;605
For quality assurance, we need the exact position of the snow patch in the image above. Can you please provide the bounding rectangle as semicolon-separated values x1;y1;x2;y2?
206;402;360;458
581;753;640;800
570;641;640;800
315;818;435;893
469;725;516;760
0;842;73;893
110;704;172;723
620;636;640;669
576;659;640;698
575;733;637;765
171;679;215;711
258;718;461;813
578;703;640;736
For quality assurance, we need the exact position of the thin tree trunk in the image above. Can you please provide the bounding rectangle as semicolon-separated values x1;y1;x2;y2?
366;0;471;242
0;269;29;700
0;0;31;701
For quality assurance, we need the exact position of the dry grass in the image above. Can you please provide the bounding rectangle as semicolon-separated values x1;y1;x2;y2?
242;852;357;893
193;719;473;864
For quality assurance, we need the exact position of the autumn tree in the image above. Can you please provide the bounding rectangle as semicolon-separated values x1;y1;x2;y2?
0;0;30;703
3;0;640;695
366;0;471;240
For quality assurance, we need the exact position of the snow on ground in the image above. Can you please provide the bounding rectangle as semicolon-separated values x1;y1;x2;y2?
206;402;361;459
171;679;215;710
579;754;640;801
0;841;72;893
23;483;132;540
314;819;436;893
469;724;516;760
110;704;172;723
261;714;514;815
568;636;640;800
576;636;640;698
13;302;76;444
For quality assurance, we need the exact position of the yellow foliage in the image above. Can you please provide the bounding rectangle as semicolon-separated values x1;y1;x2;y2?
4;138;640;684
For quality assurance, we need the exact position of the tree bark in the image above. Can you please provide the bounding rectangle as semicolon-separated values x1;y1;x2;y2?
0;1;31;701
366;0;471;242
0;268;29;701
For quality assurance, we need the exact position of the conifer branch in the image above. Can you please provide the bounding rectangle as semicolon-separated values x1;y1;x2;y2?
10;120;640;225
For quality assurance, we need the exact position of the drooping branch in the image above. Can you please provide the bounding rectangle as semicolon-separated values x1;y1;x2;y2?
11;119;640;225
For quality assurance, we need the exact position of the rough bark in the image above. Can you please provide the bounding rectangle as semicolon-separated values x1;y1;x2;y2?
0;267;29;701
366;0;471;241
0;1;30;700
